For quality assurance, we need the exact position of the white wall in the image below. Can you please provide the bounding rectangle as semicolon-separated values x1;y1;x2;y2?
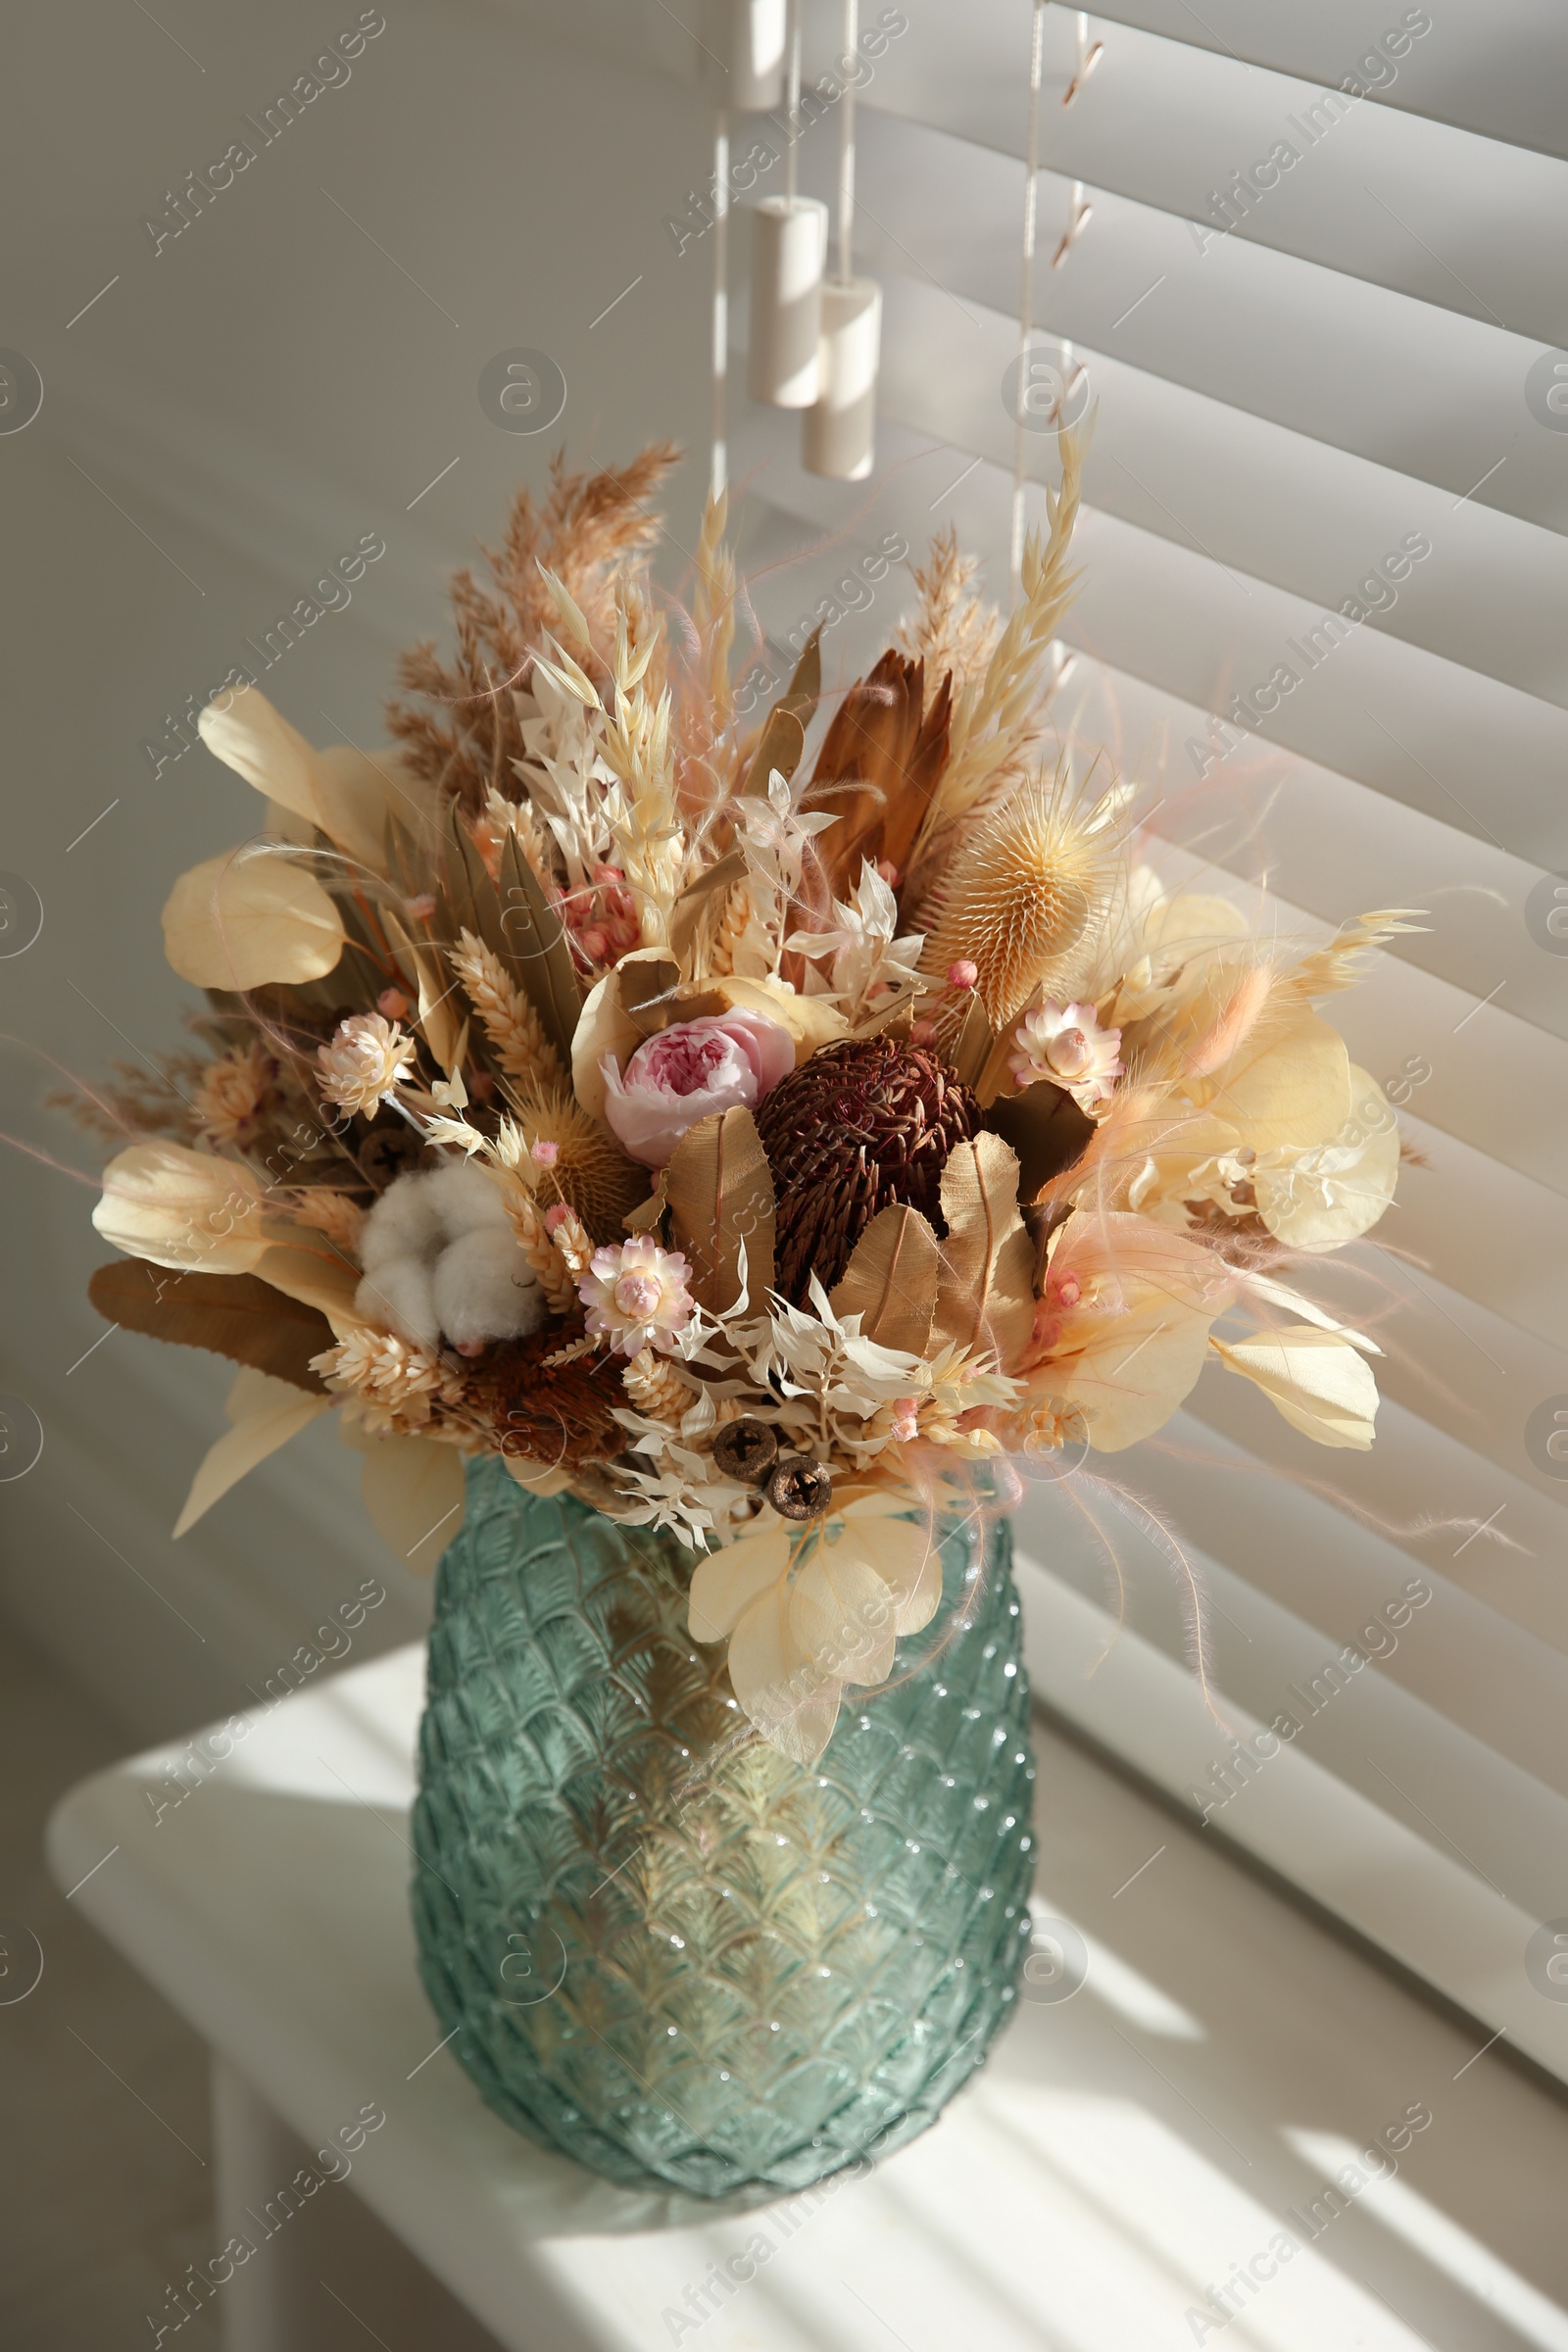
0;0;739;1738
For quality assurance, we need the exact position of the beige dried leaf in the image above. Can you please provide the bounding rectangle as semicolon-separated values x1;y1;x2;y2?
162;850;344;991
829;1204;938;1356
172;1367;329;1540
934;1133;1035;1369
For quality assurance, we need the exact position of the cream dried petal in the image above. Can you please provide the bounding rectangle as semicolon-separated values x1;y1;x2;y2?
162;848;343;990
689;1523;790;1643
93;1143;270;1274
173;1368;328;1539
855;1512;944;1634
727;1583;842;1765
789;1539;899;1690
1195;1004;1350;1152
359;1432;466;1569
1252;1067;1399;1250
1049;1295;1220;1452
198;683;435;875
1211;1325;1379;1450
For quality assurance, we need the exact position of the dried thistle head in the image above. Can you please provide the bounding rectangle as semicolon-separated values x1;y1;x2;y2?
513;1086;647;1245
920;763;1124;1029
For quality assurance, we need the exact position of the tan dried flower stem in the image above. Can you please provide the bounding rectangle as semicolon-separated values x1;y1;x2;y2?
622;1348;693;1423
452;928;564;1092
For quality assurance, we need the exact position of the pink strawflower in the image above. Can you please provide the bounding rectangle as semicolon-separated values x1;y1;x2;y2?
377;987;410;1020
948;958;979;991
579;1236;695;1356
530;1139;560;1168
1009;1001;1122;1113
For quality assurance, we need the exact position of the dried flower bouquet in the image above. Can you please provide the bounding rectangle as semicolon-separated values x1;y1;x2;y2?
83;438;1411;1762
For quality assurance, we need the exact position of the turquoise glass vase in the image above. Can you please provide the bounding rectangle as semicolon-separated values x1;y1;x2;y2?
411;1456;1035;2197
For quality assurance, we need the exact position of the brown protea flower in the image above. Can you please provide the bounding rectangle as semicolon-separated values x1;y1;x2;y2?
754;1036;981;1303
470;1324;626;1466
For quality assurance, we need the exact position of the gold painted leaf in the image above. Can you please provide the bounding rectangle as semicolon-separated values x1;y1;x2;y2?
779;627;822;723
87;1259;334;1392
804;649;952;896
945;993;995;1091
935;1133;1035;1368
829;1204;937;1355
668;850;746;976
665;1105;775;1313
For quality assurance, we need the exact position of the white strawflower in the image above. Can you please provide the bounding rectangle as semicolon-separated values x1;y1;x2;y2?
579;1236;695;1356
317;1013;416;1117
1009;1001;1122;1112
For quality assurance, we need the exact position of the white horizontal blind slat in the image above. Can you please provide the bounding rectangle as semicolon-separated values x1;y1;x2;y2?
732;404;1568;869
820;10;1568;335
1076;0;1568;159
828;262;1568;704
834;111;1567;539
724;0;1563;2062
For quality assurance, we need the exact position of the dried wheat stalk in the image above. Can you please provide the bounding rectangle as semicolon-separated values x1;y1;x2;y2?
503;1188;578;1315
452;928;564;1092
622;1348;693;1423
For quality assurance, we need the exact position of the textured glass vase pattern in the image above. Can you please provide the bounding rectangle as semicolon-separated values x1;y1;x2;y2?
412;1456;1036;2197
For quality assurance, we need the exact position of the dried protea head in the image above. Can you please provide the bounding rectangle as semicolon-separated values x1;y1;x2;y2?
754;1036;981;1302
920;767;1121;1028
472;1324;627;1465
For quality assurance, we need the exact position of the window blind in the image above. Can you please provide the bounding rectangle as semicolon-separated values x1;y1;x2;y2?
706;0;1568;2077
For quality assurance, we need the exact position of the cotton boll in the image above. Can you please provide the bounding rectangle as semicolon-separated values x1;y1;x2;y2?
359;1168;445;1273
356;1159;543;1353
422;1157;510;1238
432;1228;545;1351
356;1257;440;1349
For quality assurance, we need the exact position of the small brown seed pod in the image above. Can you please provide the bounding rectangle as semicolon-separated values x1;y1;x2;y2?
765;1453;834;1521
712;1416;780;1484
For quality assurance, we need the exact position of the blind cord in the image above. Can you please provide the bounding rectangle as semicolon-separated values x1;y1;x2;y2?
786;0;802;208
1010;0;1049;602
712;106;729;501
837;0;858;284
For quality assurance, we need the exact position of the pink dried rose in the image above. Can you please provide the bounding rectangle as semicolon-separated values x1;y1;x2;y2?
601;1008;794;1166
